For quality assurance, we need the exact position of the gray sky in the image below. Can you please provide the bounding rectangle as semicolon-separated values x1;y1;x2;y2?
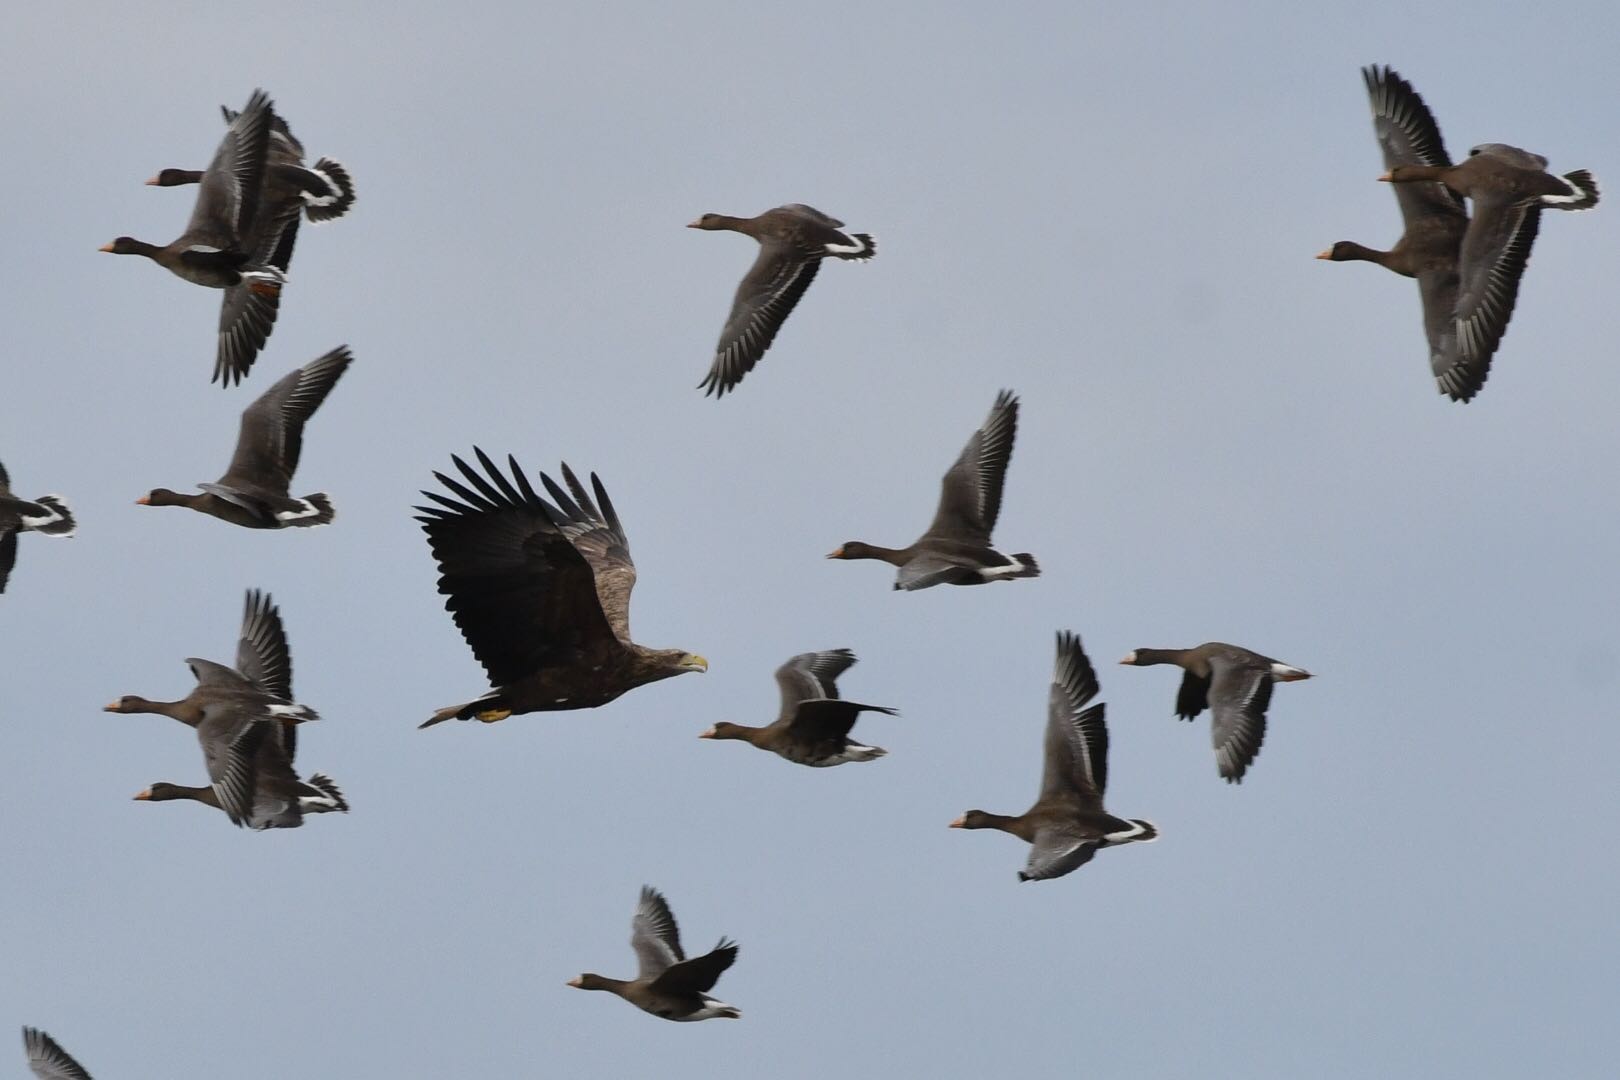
3;2;1617;1076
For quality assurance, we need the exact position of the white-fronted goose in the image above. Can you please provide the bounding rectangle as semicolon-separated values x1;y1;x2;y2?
101;91;286;384
700;648;897;766
1378;132;1596;399
149;105;356;384
951;632;1156;881
1320;67;1597;401
689;204;873;397
416;451;707;728
1119;642;1312;783
568;886;741;1021
105;589;322;827
137;345;351;528
828;390;1039;590
23;1027;93;1080
1318;66;1478;399
0;458;75;595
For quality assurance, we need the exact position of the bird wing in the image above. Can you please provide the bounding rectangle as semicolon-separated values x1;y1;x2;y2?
1207;657;1274;783
209;717;271;827
219;345;352;496
631;885;684;978
784;698;867;742
536;465;637;643
1039;631;1107;804
923;390;1018;545
1022;828;1099;882
185;89;273;245
1175;668;1211;721
0;530;15;595
23;1028;93;1080
235;589;293;700
1449;196;1541;401
650;939;739;995
416;450;621;690
699;241;821;398
773;648;855;716
1363;65;1464;224
214;210;298;387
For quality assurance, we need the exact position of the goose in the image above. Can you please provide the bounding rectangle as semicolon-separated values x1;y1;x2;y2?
689;204;873;397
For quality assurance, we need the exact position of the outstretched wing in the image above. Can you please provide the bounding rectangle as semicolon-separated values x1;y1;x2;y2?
537;465;637;643
1039;630;1107;805
1021;828;1099;882
23;1027;93;1080
774;648;856;716
1207;658;1274;783
1448;197;1540;402
700;241;821;398
631;885;684;978
1363;65;1464;224
220;346;353;495
924;390;1019;545
416;450;619;690
186;89;273;244
236;588;293;700
650;939;739;995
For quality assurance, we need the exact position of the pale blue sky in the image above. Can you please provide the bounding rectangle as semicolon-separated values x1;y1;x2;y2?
3;2;1617;1077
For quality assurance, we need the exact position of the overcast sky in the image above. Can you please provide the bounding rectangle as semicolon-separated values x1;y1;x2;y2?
3;3;1617;1077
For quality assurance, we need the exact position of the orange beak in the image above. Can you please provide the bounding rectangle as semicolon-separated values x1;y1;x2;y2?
1376;171;1393;182
826;547;844;559
686;219;703;228
144;175;162;186
698;727;716;739
1314;250;1333;260
135;497;150;506
103;701;121;712
133;789;152;801
948;815;966;829
98;242;116;253
566;977;584;988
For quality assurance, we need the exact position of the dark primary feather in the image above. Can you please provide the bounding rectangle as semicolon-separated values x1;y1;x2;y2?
215;211;298;386
924;390;1019;544
220;345;353;499
415;450;618;690
702;249;821;398
1041;630;1108;803
23;1027;93;1080
0;531;16;594
185;90;273;247
1175;669;1211;721
631;885;685;977
1208;659;1275;784
537;464;637;641
652;939;739;995
236;588;294;701
774;648;856;714
1449;197;1540;400
1364;65;1463;220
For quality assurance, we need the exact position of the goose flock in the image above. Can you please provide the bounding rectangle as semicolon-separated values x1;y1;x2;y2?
10;58;1601;1074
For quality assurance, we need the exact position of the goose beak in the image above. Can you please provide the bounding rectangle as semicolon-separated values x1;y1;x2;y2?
144;175;162;186
135;496;150;505
1118;652;1136;664
826;547;844;559
98;241;116;253
133;789;152;801
948;815;966;829
1314;249;1333;260
698;727;716;739
566;977;584;988
1376;171;1393;182
686;218;704;228
102;701;121;712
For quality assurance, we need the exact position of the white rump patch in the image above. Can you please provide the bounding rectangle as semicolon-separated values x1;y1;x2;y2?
824;236;872;256
978;562;1025;580
275;500;324;523
1269;662;1310;680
